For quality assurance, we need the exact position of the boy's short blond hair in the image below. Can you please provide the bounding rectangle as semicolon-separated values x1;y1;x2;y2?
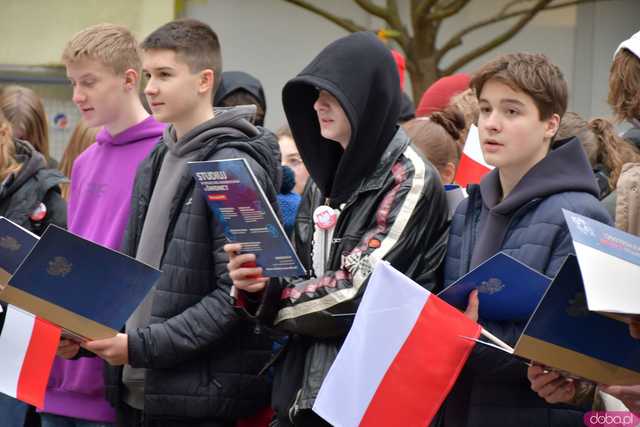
62;23;141;74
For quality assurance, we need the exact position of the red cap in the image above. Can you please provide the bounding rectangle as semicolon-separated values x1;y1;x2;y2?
416;73;471;117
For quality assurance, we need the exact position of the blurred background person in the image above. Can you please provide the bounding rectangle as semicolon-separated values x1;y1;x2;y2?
58;120;98;200
276;124;309;195
214;70;267;126
0;85;58;169
415;73;470;118
403;108;465;185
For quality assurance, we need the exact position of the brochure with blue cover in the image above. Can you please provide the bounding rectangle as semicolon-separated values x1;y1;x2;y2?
0;217;38;278
0;225;161;340
512;255;640;385
190;158;305;277
438;252;551;321
562;209;640;316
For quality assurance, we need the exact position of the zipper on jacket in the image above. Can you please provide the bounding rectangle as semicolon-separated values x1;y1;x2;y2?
211;376;223;389
461;192;540;274
289;388;303;423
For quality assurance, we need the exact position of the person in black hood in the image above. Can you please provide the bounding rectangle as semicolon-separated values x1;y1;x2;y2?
225;31;449;426
441;53;612;427
214;70;267;126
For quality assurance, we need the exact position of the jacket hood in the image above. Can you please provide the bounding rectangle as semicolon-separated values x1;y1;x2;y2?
214;71;267;114
479;137;600;214
96;116;165;146
2;139;64;199
282;31;401;204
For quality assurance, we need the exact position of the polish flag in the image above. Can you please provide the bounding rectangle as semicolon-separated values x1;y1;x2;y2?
0;304;61;408
313;262;481;427
454;124;494;187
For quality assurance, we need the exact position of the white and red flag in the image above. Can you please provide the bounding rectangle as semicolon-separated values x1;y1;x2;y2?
454;124;494;187
0;304;61;408
313;261;481;427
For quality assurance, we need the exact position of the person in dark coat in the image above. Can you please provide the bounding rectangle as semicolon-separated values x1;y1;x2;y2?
77;19;275;426
214;71;267;127
225;31;449;427
439;52;612;427
0;102;66;427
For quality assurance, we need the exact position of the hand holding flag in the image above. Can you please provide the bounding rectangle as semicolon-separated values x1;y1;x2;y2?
313;261;482;427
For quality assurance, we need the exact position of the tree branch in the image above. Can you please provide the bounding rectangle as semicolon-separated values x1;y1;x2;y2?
354;0;389;19
440;0;552;75
385;0;412;51
499;0;535;16
281;0;367;33
437;0;606;62
428;0;472;21
415;0;439;19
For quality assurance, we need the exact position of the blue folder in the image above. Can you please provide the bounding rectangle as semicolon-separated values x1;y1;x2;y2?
1;224;161;340
514;255;640;385
438;252;551;321
0;217;38;276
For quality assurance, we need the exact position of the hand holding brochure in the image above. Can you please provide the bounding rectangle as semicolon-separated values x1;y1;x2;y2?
0;222;161;340
438;252;551;321
190;158;305;277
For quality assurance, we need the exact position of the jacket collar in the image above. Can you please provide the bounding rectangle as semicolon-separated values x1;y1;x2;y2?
356;128;410;194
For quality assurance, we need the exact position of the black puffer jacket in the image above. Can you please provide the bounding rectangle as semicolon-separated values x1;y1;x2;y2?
260;32;450;426
0;139;66;349
1;139;66;235
104;122;279;421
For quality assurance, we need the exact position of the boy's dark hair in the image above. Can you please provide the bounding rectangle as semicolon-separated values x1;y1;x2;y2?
141;19;223;94
470;52;568;120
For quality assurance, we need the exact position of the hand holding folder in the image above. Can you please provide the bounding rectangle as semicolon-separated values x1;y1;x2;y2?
472;210;640;387
0;218;161;341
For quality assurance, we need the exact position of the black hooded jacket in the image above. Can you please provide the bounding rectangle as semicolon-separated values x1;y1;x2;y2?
283;32;403;206
0;139;66;332
104;109;279;421
214;71;267;122
0;139;66;234
256;32;449;425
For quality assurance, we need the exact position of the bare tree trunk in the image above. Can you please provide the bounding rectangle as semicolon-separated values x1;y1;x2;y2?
406;56;439;103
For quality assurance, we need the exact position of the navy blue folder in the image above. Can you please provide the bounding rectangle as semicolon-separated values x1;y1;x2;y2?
514;255;640;385
1;225;161;339
438;252;551;321
0;217;38;275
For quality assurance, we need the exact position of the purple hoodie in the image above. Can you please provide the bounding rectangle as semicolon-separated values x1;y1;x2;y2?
43;116;164;422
